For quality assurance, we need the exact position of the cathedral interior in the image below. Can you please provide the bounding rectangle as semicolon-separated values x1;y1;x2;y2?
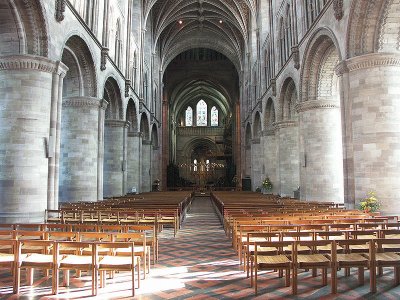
1;0;400;298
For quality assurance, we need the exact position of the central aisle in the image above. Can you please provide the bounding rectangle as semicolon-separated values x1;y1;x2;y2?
137;196;251;299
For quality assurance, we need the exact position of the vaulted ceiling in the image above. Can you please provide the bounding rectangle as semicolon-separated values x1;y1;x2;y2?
143;0;256;71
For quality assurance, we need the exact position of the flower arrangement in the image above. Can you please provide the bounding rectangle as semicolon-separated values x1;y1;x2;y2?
262;177;273;191
359;191;380;213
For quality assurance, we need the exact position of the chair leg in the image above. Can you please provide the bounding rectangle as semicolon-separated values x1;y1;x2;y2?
14;266;21;294
331;266;337;294
394;266;400;285
254;266;258;295
322;268;327;286
27;267;34;285
370;264;377;293
292;266;297;295
63;269;70;287
285;268;291;287
358;266;364;285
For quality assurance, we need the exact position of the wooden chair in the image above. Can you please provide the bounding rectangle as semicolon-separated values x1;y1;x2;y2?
55;241;97;295
15;240;57;294
0;239;17;293
113;232;150;278
370;238;400;292
292;240;335;295
333;239;373;293
245;231;280;278
252;240;295;295
126;225;158;262
96;241;141;297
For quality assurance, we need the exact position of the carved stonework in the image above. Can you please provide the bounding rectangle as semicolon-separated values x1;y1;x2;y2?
125;80;131;98
295;100;339;113
346;53;400;72
100;47;109;71
335;60;349;76
292;46;300;70
105;119;130;128
0;55;59;74
55;0;66;22
333;0;344;21
273;120;297;132
271;78;277;96
262;128;275;137
139;99;145;113
62;97;103;108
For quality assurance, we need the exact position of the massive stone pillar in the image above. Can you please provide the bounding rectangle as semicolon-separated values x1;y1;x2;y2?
59;97;105;203
152;145;161;184
0;55;66;223
250;138;262;190
297;100;344;202
141;140;152;192
103;120;129;197
275;121;299;197
344;53;400;214
127;132;141;193
263;129;278;194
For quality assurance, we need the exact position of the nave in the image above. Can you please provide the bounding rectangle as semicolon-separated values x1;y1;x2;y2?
1;195;400;299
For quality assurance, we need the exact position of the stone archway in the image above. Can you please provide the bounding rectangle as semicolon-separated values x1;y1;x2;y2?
151;124;160;189
140;113;151;192
243;122;252;190
276;77;299;197
59;35;100;203
298;30;344;203
103;77;127;197
126;99;140;193
251;112;263;190
263;98;277;194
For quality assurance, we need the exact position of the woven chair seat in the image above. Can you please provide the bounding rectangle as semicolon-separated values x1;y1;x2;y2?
337;253;368;263
22;253;53;265
284;245;310;252
59;254;92;265
99;255;139;267
258;254;291;265
317;244;343;251
376;252;400;262
297;254;330;264
248;245;277;252
0;253;15;262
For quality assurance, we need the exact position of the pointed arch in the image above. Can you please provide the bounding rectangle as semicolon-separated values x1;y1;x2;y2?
279;78;298;121
253;111;262;139
126;99;138;132
264;97;276;128
140;113;150;140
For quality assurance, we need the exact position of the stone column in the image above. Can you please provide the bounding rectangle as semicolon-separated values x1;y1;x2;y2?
345;53;400;214
103;120;129;197
152;145;161;185
250;138;262;190
275;120;300;197
127;131;141;193
297;100;344;202
97;99;108;200
263;128;278;194
0;55;65;223
59;97;105;203
141;139;152;192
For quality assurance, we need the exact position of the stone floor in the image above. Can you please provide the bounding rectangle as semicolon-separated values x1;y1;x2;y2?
1;196;400;299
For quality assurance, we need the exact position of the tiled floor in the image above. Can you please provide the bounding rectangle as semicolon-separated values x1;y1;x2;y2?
1;197;400;299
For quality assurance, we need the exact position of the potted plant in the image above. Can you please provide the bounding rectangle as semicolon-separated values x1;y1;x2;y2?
261;177;273;194
359;191;380;213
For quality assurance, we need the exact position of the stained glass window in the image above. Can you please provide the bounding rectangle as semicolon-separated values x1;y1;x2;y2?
185;106;193;126
196;100;207;126
193;159;198;172
211;106;218;126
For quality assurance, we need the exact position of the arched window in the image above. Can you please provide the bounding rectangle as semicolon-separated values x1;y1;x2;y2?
115;19;122;68
210;106;218;126
196;100;207;126
206;159;210;171
285;6;292;59
185;106;193;126
193;159;198;172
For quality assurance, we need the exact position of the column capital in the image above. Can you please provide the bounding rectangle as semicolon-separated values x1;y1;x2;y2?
127;131;142;138
295;100;339;113
105;119;130;128
273;120;298;131
345;53;400;72
262;128;275;137
0;55;68;75
62;97;104;108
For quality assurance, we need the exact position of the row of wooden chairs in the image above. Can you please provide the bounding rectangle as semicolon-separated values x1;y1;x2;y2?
46;208;180;237
251;238;400;295
0;230;152;277
0;239;141;296
242;229;400;277
0;223;159;262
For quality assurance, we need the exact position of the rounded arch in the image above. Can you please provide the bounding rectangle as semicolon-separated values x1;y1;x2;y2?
264;97;276;128
279;77;298;121
61;35;97;98
346;0;390;58
126;99;138;132
300;28;342;103
151;124;159;148
104;76;123;120
0;0;48;56
139;113;150;140
253;111;262;138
